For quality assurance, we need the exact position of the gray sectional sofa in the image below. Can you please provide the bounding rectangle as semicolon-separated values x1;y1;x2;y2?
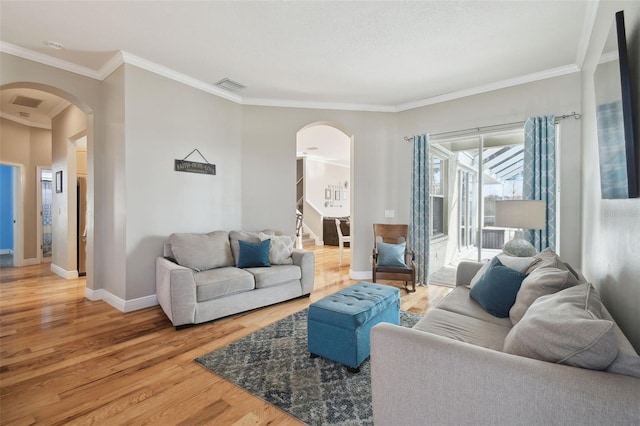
156;230;314;328
371;249;640;425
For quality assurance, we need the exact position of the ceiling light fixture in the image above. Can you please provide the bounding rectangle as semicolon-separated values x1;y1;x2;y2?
44;40;64;50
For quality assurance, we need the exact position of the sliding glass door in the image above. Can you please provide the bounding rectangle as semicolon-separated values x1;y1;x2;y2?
427;129;524;285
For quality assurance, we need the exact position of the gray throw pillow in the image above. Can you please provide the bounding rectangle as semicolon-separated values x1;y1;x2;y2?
469;253;539;287
504;283;618;370
509;267;580;325
258;232;294;265
169;231;234;271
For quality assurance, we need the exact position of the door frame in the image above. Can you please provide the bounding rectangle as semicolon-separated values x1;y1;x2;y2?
0;161;25;267
36;166;52;264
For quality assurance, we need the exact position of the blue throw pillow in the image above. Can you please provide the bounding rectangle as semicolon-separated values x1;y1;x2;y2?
470;256;528;318
377;241;408;267
237;239;271;268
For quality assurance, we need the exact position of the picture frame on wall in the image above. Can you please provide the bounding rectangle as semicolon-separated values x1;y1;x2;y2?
56;171;63;193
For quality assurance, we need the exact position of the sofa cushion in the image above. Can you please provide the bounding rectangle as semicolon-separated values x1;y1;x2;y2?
607;326;640;378
526;247;569;273
194;267;255;302
169;231;234;272
237;239;271;268
469;257;528;318
437;286;512;327
248;264;302;289
413;309;511;351
509;267;580;325
470;253;539;287
377;241;407;267
259;232;294;265
504;283;618;370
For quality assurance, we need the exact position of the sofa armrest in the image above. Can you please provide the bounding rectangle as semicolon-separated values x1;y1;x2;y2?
455;260;483;287
292;249;315;295
371;323;640;426
155;257;197;327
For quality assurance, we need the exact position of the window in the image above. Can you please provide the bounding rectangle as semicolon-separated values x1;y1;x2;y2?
430;154;446;236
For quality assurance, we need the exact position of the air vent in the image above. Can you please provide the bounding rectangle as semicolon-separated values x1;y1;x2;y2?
11;95;43;109
19;112;31;118
215;78;246;93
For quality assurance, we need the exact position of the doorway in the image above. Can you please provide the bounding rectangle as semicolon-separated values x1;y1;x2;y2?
0;164;18;268
37;167;53;262
296;122;353;267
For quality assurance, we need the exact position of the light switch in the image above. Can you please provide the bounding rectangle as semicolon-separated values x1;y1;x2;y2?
384;210;395;218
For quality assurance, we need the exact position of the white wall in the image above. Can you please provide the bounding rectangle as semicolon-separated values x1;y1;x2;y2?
123;65;243;300
241;107;401;275
305;158;350;218
580;1;640;350
51;105;86;276
397;73;583;267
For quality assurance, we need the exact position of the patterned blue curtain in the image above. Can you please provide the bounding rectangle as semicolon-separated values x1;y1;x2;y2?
523;116;556;251
410;134;429;285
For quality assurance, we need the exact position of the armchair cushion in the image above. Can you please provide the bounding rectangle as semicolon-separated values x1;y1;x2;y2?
377;241;408;267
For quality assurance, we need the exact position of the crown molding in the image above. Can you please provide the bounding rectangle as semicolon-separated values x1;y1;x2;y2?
48;99;72;119
0;112;51;129
120;51;242;103
0;41;102;80
395;64;581;112
241;96;395;113
1;41;583;114
575;0;600;70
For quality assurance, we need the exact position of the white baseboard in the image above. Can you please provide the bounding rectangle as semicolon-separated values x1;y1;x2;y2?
0;249;14;255
351;270;372;280
50;263;79;279
22;258;39;266
84;287;158;313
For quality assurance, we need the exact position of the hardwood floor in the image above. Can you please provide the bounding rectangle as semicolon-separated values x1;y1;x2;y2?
0;245;451;425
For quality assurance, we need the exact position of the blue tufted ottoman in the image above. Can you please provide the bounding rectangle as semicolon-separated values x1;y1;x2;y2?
307;282;400;372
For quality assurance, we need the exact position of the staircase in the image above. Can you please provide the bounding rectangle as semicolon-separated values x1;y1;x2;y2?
301;232;315;248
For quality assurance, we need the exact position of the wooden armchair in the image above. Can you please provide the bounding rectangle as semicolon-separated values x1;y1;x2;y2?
372;224;416;292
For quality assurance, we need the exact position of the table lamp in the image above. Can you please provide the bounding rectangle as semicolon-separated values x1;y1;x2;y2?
494;200;546;257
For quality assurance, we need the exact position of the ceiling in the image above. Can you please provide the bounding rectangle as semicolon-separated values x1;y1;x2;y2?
0;1;596;165
0;0;596;112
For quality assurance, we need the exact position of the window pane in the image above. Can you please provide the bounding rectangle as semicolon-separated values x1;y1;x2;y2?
432;196;444;235
431;157;442;195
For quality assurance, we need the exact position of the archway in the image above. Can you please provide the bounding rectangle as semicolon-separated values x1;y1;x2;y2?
0;82;94;289
296;122;354;269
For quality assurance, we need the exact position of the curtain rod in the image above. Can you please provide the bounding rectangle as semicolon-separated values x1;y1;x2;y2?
403;112;581;142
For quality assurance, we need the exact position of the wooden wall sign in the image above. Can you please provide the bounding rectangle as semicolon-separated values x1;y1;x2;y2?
175;149;216;175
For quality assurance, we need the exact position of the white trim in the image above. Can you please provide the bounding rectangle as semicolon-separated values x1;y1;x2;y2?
575;0;600;70
48;100;72;119
50;263;79;279
83;287;158;313
0;112;51;129
0;41;102;80
120;52;242;103
0;42;584;113
22;258;39;266
241;96;395;113
395;64;581;112
0;249;13;255
350;270;372;280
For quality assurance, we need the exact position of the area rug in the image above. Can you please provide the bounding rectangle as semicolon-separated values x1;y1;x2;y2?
195;309;422;426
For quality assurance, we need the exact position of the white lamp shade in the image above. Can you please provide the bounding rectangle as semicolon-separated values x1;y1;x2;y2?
494;200;546;230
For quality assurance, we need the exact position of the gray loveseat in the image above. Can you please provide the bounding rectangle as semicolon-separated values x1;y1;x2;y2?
156;230;314;328
371;249;640;425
